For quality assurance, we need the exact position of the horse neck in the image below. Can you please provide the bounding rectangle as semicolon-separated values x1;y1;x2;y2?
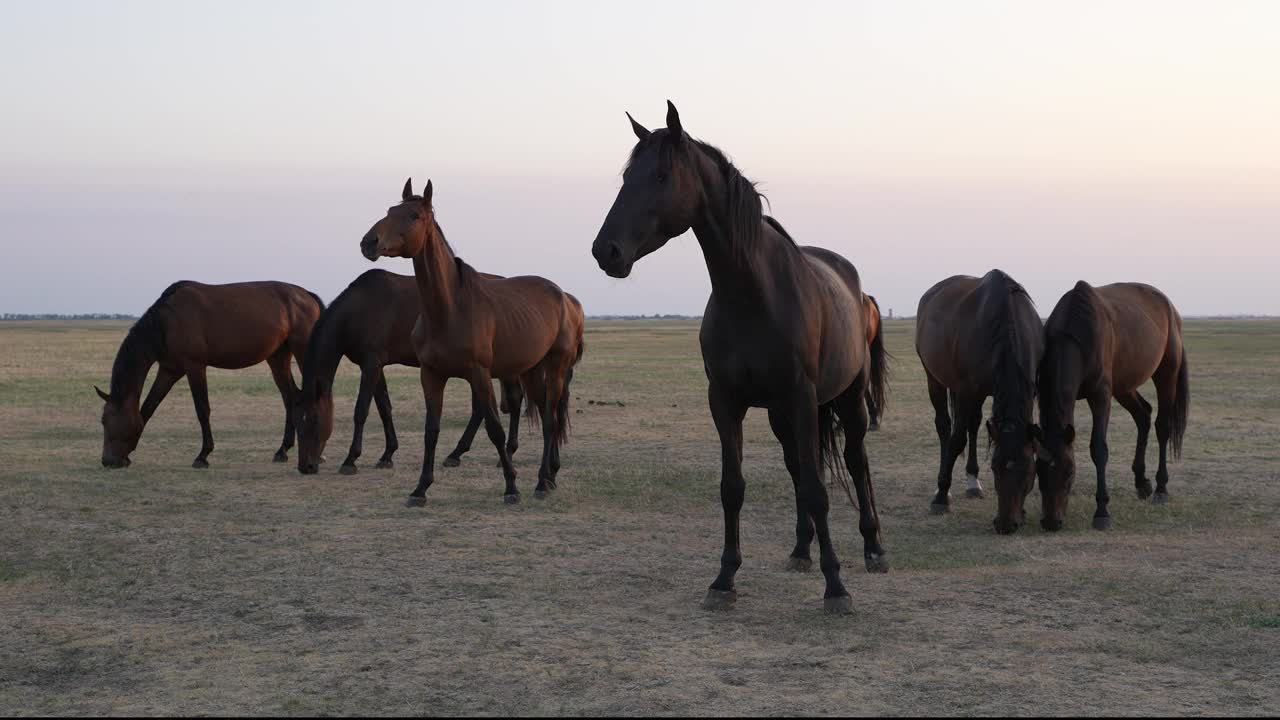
410;219;458;328
302;311;347;399
688;155;775;302
109;331;156;409
1040;341;1084;436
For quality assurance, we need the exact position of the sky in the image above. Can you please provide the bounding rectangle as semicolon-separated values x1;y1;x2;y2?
1;0;1277;317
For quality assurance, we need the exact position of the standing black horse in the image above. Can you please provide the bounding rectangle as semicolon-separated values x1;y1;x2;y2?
293;269;524;475
591;102;889;614
915;270;1044;533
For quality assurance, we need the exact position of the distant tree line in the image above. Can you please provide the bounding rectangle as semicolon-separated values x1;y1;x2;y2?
1;313;138;320
587;314;702;321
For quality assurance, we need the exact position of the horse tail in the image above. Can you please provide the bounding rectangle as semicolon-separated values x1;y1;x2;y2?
1170;346;1189;459
818;404;858;507
867;304;890;417
554;365;574;447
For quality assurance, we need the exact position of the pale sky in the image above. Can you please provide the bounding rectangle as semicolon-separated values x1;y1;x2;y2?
2;1;1277;316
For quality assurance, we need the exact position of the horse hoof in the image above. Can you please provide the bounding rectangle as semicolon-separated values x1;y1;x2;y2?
272;451;288;463
442;456;461;468
1092;516;1112;531
503;493;520;505
405;496;427;508
786;557;812;573
192;459;209;469
702;589;737;611
375;459;393;470
533;489;549;500
339;464;358;476
1153;492;1169;505
867;423;880;433
964;488;984;499
929;503;949;515
1135;481;1153;499
823;595;854;616
865;553;890;574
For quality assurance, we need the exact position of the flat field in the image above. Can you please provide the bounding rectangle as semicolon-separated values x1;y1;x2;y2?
1;318;1277;715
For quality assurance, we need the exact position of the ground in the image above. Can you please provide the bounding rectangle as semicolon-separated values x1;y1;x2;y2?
1;318;1277;716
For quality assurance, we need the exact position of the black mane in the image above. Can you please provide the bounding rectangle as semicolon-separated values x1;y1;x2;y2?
1048;280;1099;350
987;272;1038;457
109;281;188;399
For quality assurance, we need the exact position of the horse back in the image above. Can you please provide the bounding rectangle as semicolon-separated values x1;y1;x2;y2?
1093;282;1181;393
161;281;316;369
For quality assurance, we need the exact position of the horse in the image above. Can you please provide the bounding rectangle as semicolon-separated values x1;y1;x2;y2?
915;270;1044;534
95;280;323;468
360;179;585;505
293;269;527;476
1037;281;1189;531
863;293;885;430
591;102;889;615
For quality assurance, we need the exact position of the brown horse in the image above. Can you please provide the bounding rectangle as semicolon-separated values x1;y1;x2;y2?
96;281;323;468
360;179;585;505
591;102;889;614
916;270;1044;533
293;269;526;475
863;293;885;430
1037;281;1189;531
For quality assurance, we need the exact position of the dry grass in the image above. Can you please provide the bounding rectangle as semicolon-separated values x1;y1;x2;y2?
1;318;1277;716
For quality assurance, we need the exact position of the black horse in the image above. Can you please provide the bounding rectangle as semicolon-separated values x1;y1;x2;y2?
591;102;889;614
915;270;1043;533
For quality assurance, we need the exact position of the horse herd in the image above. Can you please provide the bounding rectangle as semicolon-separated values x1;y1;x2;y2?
94;102;1189;614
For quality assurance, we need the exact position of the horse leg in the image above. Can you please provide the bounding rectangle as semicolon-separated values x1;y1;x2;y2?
340;362;380;475
467;368;519;503
703;384;747;611
1116;391;1153;499
534;366;567;498
187;366;214;468
503;379;523;461
788;383;852;614
834;377;889;574
266;349;298;463
1152;368;1177;503
768;406;812;572
926;373;951;510
964;400;985;498
1088;391;1113;530
443;390;483;468
865;390;880;431
931;387;972;514
140;365;184;423
406;369;447;507
372;373;397;469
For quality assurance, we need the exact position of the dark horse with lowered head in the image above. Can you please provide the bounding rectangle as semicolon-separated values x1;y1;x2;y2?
592;102;889;614
96;280;323;468
293;269;526;475
1037;281;1189;531
915;270;1044;533
361;179;585;505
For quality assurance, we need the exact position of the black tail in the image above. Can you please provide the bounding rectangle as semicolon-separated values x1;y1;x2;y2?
868;311;890;417
1171;347;1189;459
819;404;858;507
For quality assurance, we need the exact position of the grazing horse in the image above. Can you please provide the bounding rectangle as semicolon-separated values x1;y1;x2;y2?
1037;281;1189;531
95;281;323;468
360;179;585;505
591;102;889;614
863;293;885;430
293;269;526;475
915;270;1044;533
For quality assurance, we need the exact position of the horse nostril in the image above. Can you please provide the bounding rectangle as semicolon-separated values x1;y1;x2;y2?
609;243;622;261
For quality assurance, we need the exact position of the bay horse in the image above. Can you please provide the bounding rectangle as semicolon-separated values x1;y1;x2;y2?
1037;281;1189;531
863;293;885;430
915;270;1044;534
95;281;323;468
293;269;526;475
360;179;585;505
591;102;889;615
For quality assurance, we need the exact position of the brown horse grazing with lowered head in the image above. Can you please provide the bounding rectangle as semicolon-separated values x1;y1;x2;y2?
591;102;889;615
96;281;323;468
1037;281;1189;531
360;179;585;505
915;270;1044;534
293;269;527;475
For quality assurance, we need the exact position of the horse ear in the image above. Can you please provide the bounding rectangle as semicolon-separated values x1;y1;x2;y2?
422;179;433;206
626;112;650;142
94;385;111;402
665;100;683;144
402;178;413;201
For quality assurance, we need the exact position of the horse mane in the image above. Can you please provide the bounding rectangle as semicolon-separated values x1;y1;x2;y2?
302;274;373;398
1047;281;1099;349
987;272;1038;458
627;134;796;267
109;281;188;399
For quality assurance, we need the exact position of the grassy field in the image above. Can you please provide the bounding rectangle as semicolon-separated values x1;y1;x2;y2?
1;318;1278;716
